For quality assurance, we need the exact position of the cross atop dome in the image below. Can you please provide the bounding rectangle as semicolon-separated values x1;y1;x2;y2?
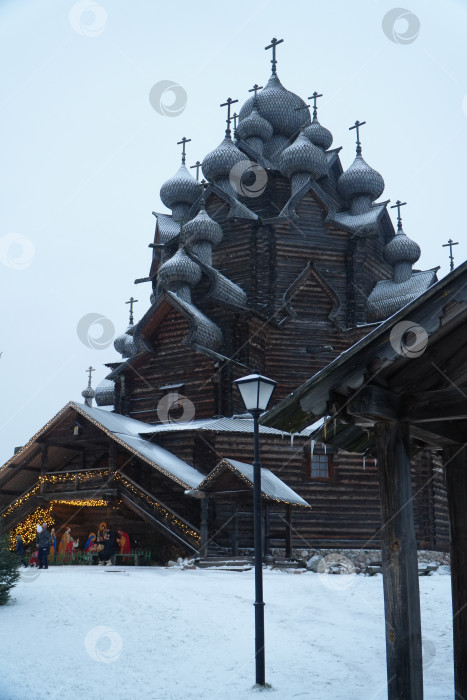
249;84;263;100
220;97;239;137
125;296;138;325
308;92;323;120
265;37;284;75
349;120;366;155
177;137;191;165
190;160;202;181
86;366;95;385
442;238;459;271
390;199;407;231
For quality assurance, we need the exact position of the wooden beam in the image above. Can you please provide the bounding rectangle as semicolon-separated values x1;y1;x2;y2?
40;489;118;501
403;388;467;423
374;421;423;700
348;385;399;424
444;444;467;698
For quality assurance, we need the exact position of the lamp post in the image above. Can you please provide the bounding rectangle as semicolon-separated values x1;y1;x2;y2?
234;371;277;687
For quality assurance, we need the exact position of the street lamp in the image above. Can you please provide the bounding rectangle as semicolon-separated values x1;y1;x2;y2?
234;371;277;687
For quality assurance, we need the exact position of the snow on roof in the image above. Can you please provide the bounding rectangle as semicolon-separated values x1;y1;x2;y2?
73;403;203;489
199;458;310;507
140;416;288;437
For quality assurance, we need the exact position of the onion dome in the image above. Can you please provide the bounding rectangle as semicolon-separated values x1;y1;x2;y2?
160;164;200;221
238;73;310;138
385;228;421;266
113;327;136;359
237;107;273;143
202;135;246;183
81;385;95;401
95;379;114;407
183;207;223;248
81;367;95;407
304;118;333;151
337;155;384;203
279;131;327;180
158;245;202;302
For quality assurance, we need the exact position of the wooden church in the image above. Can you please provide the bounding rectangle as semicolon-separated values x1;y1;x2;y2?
0;39;449;561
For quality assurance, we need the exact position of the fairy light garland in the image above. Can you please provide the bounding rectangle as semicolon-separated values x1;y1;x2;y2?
9;505;55;548
114;474;200;542
52;499;109;507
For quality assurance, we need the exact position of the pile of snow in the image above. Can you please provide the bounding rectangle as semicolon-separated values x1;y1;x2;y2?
0;566;454;699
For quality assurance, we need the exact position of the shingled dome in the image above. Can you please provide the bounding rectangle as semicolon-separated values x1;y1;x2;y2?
279;131;327;179
160;164;200;212
385;228;421;266
202;136;246;182
238;73;310;138
337;154;384;203
183;207;223;248
158;247;202;289
95;378;115;407
304;118;333;151
236;106;273;143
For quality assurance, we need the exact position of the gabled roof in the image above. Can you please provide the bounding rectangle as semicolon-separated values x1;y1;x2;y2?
262;260;467;434
198;458;310;507
0;402;204;491
139;416;289;437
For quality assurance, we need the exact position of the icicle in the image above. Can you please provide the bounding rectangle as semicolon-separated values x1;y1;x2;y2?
310;439;315;457
324;443;327;455
290;433;294;447
363;455;366;471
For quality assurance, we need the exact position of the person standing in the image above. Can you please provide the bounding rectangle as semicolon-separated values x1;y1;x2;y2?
15;534;26;567
36;522;52;570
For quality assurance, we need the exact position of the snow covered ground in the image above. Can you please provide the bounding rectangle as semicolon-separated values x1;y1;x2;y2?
0;566;453;700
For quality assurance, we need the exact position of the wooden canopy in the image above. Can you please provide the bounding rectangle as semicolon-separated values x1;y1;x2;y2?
263;260;467;699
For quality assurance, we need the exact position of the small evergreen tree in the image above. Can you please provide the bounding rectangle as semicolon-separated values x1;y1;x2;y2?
0;535;20;605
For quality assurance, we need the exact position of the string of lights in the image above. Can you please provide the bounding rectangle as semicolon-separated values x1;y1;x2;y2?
9;505;55;548
115;474;200;542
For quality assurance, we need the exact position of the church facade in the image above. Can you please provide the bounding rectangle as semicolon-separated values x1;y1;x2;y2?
0;41;448;560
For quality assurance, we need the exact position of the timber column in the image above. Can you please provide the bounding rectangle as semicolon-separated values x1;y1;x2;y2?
444;444;467;697
374;421;423;700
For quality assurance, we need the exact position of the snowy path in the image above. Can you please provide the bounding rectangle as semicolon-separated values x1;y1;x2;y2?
0;566;453;700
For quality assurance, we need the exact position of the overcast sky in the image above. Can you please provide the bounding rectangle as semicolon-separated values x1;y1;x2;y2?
1;0;466;465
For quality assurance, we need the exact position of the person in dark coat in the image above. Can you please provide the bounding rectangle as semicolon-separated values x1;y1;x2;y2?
15;534;26;567
98;529;116;565
36;523;52;570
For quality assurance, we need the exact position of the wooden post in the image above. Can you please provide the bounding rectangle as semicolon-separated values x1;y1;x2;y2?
444;444;467;697
263;502;270;557
374;421;423;700
285;504;292;560
200;496;209;559
231;503;239;556
40;444;48;495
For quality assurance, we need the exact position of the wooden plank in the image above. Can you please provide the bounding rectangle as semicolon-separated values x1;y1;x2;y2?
374;421;423;700
444;445;467;698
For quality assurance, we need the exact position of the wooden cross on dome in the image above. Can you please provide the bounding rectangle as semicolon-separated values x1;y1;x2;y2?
265;37;284;74
249;84;263;100
86;366;95;387
177;136;191;165
220;97;239;136
349;120;366;155
232;112;239;132
190;160;202;181
390;199;407;231
442;238;459;271
125;296;138;325
308;92;323;120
